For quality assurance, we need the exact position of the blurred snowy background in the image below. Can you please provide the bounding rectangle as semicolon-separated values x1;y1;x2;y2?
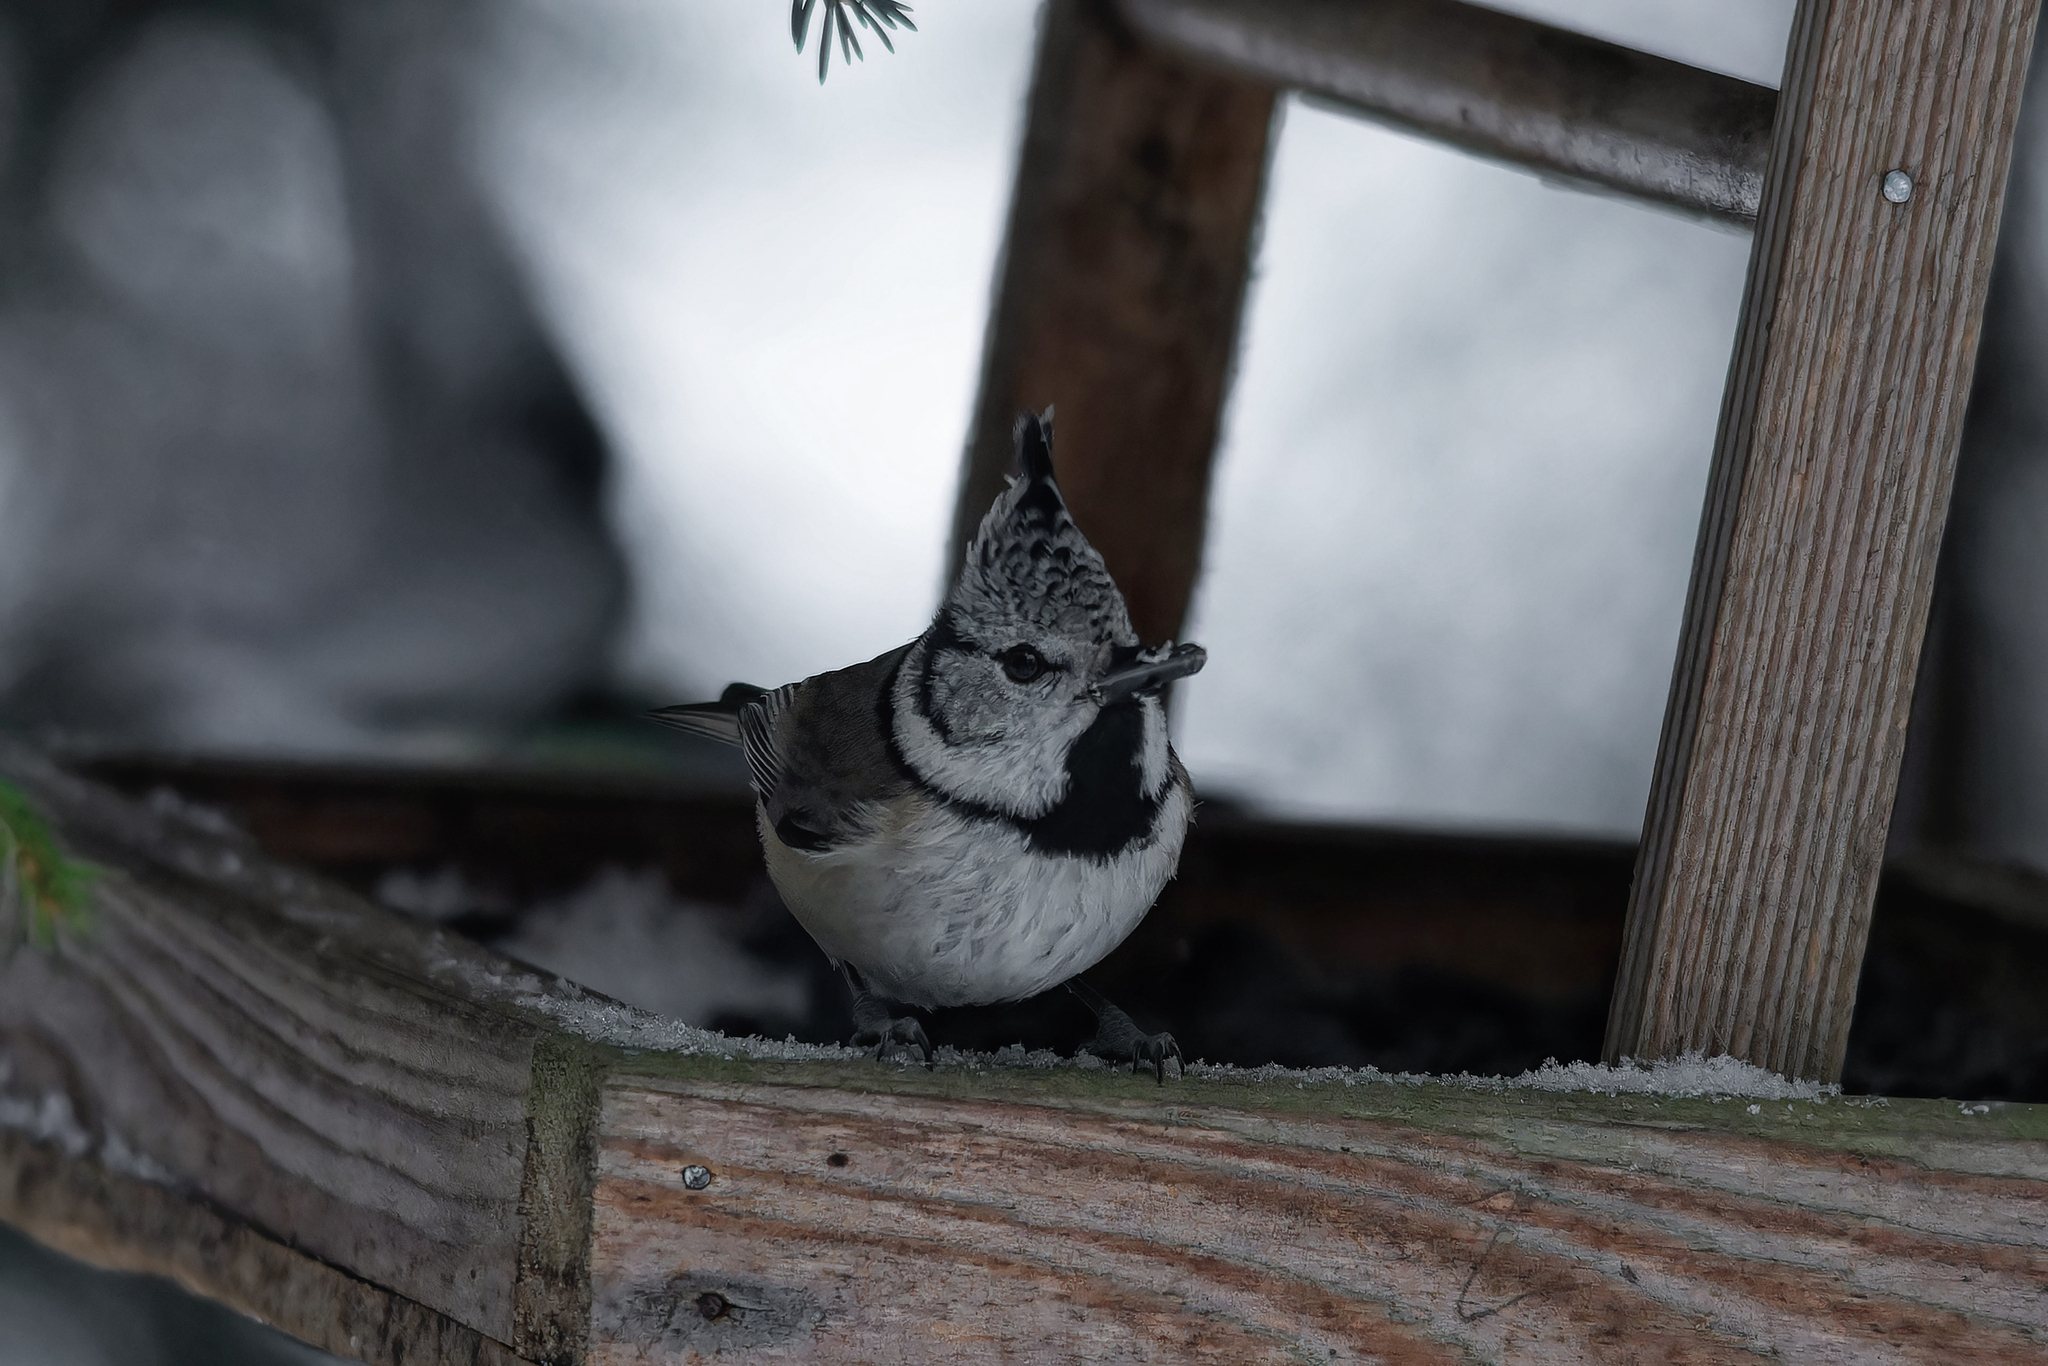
457;0;1798;838
0;0;1815;841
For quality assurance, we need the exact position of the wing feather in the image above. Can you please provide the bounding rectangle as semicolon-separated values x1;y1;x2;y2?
737;684;798;800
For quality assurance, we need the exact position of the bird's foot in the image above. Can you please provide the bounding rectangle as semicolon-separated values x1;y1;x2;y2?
841;962;934;1066
849;1013;934;1066
1069;978;1182;1083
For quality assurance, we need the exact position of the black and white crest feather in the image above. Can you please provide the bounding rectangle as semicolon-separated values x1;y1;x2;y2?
952;408;1136;650
1013;407;1055;484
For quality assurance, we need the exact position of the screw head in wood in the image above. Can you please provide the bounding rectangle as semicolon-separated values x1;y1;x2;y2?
682;1164;712;1190
1882;169;1913;204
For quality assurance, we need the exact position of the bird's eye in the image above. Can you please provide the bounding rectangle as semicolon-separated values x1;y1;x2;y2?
995;644;1047;683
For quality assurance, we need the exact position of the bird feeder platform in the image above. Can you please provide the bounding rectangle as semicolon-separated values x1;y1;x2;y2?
3;747;2046;1363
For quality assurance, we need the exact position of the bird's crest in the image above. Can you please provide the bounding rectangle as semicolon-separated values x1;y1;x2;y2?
951;409;1135;647
1013;406;1056;484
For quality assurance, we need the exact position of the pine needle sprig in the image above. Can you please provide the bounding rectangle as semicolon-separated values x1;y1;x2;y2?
0;780;96;950
791;0;916;83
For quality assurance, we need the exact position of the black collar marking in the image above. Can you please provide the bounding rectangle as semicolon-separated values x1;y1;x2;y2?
882;656;1165;862
916;612;972;745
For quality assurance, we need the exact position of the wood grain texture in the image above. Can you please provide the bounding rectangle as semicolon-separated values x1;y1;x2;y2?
0;742;587;1358
590;1059;2048;1364
1121;0;1777;225
0;1131;531;1366
951;0;1275;645
1608;0;2043;1080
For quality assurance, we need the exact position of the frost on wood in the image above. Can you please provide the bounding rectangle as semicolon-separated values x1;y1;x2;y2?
1180;1050;1835;1098
1508;1051;1841;1100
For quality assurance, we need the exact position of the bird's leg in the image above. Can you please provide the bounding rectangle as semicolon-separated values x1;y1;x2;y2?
838;962;934;1066
1068;978;1182;1083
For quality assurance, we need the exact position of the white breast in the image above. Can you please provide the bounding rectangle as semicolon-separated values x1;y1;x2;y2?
759;783;1193;1009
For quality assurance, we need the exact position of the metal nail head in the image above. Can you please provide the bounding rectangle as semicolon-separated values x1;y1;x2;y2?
682;1164;713;1190
1882;169;1913;204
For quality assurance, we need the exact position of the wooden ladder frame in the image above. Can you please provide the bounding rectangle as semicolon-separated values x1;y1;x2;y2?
963;0;2044;1083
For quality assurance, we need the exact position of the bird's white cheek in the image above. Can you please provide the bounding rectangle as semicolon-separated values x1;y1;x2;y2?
931;679;1004;741
894;668;1074;816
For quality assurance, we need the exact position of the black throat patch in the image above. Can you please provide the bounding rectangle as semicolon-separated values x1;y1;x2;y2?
1019;696;1162;859
882;657;1165;862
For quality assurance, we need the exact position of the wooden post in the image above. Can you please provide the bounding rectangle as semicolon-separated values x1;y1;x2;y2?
951;0;1275;645
1606;0;2042;1080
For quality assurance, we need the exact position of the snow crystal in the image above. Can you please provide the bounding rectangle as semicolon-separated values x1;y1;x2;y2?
1505;1052;1840;1100
1180;1051;1838;1099
1;1061;181;1183
528;992;862;1062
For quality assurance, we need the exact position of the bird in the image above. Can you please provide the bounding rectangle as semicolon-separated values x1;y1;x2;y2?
651;409;1205;1080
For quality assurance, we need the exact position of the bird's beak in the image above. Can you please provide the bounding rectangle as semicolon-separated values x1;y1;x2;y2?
1090;642;1207;706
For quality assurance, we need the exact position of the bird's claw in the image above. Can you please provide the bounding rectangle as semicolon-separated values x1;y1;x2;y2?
841;962;934;1068
1130;1031;1183;1085
851;1015;934;1068
1069;978;1182;1083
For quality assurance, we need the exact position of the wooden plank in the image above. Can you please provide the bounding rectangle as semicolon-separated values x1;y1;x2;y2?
591;1058;2048;1364
1607;0;2043;1080
0;742;579;1361
0;1131;527;1366
952;0;1275;645
1121;0;1778;225
7;746;2048;1362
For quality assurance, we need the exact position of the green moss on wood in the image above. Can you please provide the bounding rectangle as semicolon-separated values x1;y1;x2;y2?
0;778;97;949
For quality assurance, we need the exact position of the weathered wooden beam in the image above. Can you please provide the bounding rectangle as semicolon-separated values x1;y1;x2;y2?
952;0;1275;645
1120;0;1778;226
1607;0;2043;1081
6;747;2048;1362
590;1061;2048;1362
0;1130;523;1366
0;745;577;1361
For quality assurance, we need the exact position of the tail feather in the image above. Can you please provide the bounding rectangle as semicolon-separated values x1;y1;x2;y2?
646;704;741;746
646;682;768;748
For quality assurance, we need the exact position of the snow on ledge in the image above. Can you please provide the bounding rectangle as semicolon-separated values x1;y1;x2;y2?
421;932;1846;1098
1502;1053;1841;1100
1179;1051;1841;1099
526;989;1843;1100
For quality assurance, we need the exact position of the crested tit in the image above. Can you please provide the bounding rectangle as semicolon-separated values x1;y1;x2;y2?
654;410;1204;1079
